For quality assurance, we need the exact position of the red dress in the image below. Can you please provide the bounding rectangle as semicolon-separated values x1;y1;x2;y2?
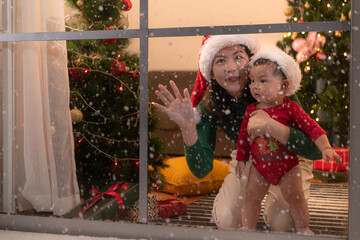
236;98;325;185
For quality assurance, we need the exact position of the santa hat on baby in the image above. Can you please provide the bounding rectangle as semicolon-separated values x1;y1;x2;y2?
249;48;302;96
191;34;260;107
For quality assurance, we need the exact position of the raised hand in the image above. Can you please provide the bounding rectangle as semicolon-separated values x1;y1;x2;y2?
153;80;195;131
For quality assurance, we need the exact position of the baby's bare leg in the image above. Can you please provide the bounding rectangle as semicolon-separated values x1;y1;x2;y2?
241;165;270;230
279;166;314;235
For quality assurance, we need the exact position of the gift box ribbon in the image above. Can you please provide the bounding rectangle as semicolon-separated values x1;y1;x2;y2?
76;181;126;218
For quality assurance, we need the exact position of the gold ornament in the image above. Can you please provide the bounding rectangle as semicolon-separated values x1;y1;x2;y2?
76;0;84;7
340;13;347;21
349;11;351;20
291;32;299;40
305;1;310;9
335;31;342;37
117;14;129;30
71;108;83;123
284;7;293;17
304;65;310;73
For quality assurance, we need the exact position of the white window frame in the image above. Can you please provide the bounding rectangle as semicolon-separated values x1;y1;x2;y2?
1;0;359;239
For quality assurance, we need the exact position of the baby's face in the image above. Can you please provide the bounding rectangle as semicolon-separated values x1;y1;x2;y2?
249;64;286;107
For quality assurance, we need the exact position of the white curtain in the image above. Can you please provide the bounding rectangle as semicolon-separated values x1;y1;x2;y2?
14;0;80;215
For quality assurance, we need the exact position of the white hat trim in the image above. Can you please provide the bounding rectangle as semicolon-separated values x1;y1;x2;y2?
199;35;260;82
249;48;302;96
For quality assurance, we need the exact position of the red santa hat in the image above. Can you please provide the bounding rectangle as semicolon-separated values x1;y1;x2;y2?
249;48;302;96
191;34;260;107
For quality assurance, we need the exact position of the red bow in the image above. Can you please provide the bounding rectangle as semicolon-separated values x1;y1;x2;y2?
77;182;126;218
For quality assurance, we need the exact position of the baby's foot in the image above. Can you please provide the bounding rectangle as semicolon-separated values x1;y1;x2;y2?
297;227;315;235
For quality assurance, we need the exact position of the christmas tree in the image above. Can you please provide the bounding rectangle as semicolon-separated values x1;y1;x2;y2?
64;0;166;198
277;0;350;147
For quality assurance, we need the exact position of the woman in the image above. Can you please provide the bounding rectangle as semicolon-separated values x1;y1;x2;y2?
153;35;322;231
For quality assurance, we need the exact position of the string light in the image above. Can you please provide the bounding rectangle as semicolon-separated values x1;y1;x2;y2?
316;117;320;122
311;109;315;114
327;3;331;8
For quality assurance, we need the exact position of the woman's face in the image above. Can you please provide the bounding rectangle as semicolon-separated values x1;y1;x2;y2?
211;44;250;98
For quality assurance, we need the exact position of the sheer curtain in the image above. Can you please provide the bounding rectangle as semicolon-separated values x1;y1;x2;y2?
14;0;80;215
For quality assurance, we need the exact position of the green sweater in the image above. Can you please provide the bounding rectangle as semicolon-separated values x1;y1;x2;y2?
184;94;322;179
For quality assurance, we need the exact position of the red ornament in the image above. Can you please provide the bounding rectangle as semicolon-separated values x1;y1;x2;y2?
69;69;80;79
110;59;127;77
122;0;132;11
104;27;117;44
130;72;137;79
316;51;326;61
298;19;305;23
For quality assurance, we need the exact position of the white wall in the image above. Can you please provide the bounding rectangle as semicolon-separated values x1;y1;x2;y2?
127;0;289;71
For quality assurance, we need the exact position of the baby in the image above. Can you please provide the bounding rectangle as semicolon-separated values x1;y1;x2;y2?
236;49;341;234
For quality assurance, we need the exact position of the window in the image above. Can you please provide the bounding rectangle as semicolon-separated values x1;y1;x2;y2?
1;0;359;239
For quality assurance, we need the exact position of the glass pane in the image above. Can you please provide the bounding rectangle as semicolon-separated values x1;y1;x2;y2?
149;0;351;28
0;38;154;224
10;0;139;34
149;33;349;237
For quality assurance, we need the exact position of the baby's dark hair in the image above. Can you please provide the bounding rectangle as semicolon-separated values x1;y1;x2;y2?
252;58;286;80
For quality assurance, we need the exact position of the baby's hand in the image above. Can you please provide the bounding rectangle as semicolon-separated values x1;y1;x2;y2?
322;148;342;164
235;161;247;181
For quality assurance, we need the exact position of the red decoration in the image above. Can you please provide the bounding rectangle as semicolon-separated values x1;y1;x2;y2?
316;51;326;61
298;19;305;23
122;0;132;11
313;148;349;172
130;72;137;79
69;69;80;79
104;27;117;44
110;58;127;77
158;199;187;219
292;32;326;63
76;182;127;218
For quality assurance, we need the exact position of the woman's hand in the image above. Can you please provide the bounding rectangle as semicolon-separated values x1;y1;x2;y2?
247;109;290;145
322;148;342;164
153;80;194;129
247;110;272;144
153;80;198;146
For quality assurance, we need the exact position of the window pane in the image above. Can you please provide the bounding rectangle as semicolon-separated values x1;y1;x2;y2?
149;0;351;28
148;34;349;236
0;38;154;224
10;0;139;34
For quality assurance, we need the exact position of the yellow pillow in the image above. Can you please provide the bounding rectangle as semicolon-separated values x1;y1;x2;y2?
160;156;230;196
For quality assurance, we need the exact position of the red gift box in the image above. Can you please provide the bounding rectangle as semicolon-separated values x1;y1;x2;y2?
158;199;187;219
313;147;349;172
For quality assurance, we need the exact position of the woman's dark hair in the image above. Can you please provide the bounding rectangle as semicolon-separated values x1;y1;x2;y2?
203;44;254;118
